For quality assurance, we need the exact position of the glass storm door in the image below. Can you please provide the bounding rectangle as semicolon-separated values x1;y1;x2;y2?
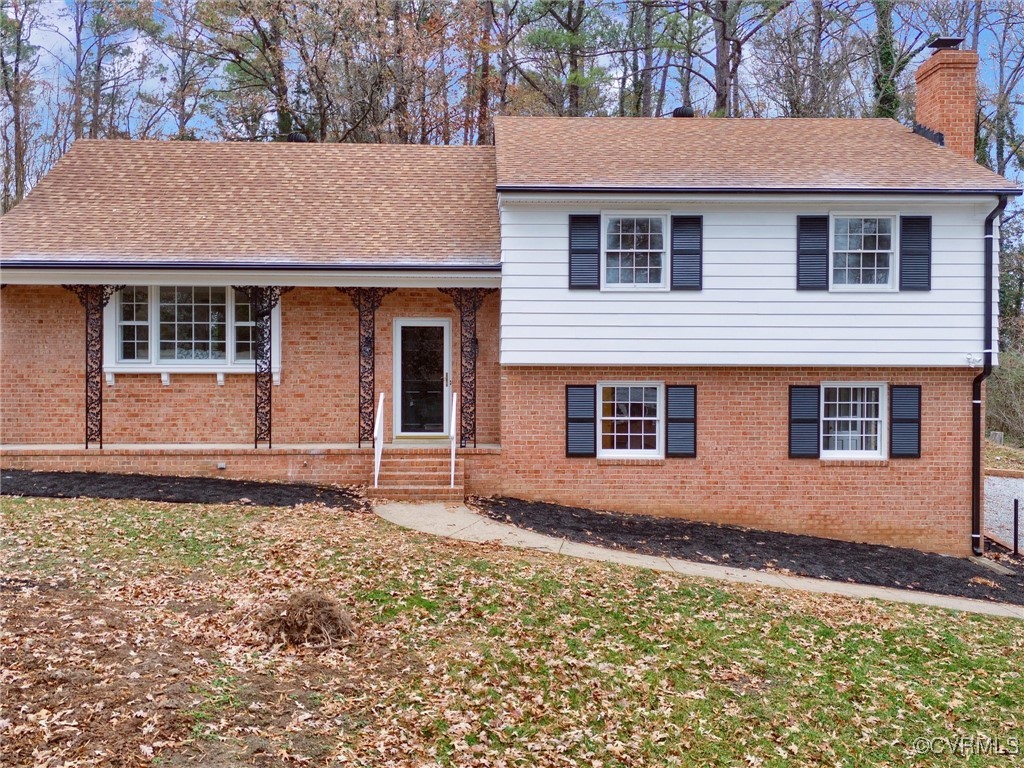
394;319;451;435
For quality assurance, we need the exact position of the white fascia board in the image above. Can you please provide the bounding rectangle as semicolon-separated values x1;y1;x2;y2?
0;267;501;288
498;192;995;209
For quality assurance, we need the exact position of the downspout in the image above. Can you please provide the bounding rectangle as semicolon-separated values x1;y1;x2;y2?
972;194;1009;555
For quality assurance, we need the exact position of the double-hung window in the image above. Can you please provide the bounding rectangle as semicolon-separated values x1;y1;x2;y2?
603;215;667;289
831;216;896;290
112;287;275;370
820;383;886;459
598;382;664;457
118;286;150;361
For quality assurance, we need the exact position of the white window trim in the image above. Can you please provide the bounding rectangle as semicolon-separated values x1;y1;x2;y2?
103;287;283;383
819;381;887;460
600;212;670;292
828;212;899;293
596;381;665;459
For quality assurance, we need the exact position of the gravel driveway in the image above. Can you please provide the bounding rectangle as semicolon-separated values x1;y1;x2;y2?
986;476;1024;552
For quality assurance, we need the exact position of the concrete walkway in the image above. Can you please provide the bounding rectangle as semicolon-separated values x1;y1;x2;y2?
373;501;1024;620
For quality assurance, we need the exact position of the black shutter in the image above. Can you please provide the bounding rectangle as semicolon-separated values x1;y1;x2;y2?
899;216;932;291
566;385;597;457
568;215;601;289
797;216;829;290
666;386;697;457
890;385;921;458
789;386;820;458
670;216;703;290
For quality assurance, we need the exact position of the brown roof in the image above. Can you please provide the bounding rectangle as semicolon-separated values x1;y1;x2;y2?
0;140;500;268
493;116;1021;193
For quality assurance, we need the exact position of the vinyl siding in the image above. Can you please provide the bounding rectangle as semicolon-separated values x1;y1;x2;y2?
499;197;999;367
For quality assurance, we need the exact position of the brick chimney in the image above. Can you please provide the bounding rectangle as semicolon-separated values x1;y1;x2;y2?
914;43;979;162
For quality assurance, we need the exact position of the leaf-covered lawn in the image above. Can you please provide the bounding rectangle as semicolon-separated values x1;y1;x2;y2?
988;440;1024;472
2;496;1022;767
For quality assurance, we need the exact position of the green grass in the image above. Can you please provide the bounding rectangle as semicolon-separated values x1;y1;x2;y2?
1;495;262;574
3;495;1023;767
186;669;245;741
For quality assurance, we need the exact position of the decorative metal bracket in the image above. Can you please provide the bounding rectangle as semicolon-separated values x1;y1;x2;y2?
440;288;497;447
63;284;125;448
338;288;395;446
233;286;293;448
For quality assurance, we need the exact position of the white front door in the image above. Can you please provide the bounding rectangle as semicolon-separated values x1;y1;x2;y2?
393;318;452;437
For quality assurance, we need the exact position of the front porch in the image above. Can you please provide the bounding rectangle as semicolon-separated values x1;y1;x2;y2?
0;283;502;498
0;443;503;498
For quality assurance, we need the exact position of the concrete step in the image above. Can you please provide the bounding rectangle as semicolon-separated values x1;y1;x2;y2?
370;484;465;502
378;460;463;472
373;450;463;497
378;468;462;481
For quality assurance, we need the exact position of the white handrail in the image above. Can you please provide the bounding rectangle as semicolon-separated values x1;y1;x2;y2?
373;392;385;488
449;391;458;488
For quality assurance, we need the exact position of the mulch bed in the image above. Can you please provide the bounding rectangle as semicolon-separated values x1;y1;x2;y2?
477;496;1024;607
0;469;366;510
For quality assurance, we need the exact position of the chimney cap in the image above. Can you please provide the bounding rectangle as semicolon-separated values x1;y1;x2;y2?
671;106;695;118
928;36;964;51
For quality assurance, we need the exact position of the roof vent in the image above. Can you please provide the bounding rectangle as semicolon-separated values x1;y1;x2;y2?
928;36;964;52
286;131;308;143
671;106;695;118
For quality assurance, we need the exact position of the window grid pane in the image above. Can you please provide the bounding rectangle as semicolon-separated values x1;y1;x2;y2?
233;289;255;361
606;217;665;286
822;386;882;453
833;217;893;286
600;385;660;452
118;287;150;361
158;286;227;360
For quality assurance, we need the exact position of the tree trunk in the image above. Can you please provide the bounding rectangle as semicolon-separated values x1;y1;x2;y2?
970;0;982;51
711;0;731;115
872;0;899;118
269;12;292;140
72;3;86;140
392;1;409;143
641;0;653;116
566;0;583;116
808;0;823;115
476;1;493;144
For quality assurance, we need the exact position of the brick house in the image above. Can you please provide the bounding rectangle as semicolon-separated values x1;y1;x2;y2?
1;43;1019;556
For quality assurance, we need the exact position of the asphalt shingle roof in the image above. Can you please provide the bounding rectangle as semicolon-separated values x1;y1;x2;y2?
0;140;501;268
493;116;1020;194
2;119;1019;269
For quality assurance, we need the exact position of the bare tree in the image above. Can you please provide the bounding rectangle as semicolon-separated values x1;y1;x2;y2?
701;0;793;117
148;0;216;139
751;0;866;117
1;0;41;210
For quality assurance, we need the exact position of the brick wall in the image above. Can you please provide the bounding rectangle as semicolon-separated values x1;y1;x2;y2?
1;285;976;554
914;48;978;162
0;286;500;447
498;366;975;555
1;286;83;444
